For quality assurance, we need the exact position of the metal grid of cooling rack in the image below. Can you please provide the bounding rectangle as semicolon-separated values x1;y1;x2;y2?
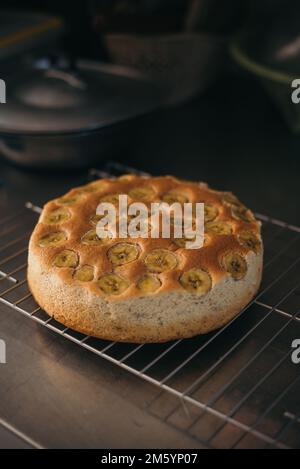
0;161;300;449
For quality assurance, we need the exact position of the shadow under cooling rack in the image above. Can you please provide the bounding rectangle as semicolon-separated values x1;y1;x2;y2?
0;162;300;449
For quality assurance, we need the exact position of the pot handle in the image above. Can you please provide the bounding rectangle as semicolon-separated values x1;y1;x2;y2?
45;69;86;90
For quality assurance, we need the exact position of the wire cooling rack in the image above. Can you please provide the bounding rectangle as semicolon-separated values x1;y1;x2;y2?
0;161;300;449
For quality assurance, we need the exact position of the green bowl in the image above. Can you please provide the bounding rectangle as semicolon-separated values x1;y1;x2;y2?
230;34;300;133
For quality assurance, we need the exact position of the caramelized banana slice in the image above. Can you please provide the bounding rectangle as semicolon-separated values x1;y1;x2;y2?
107;243;140;266
221;192;241;206
90;214;107;226
76;184;98;194
173;235;196;248
237;230;261;254
231;205;255;223
205;221;233;235
204;204;219;222
97;273;129;295
137;274;161;294
118;174;136;182
38;231;67;247
221;252;247;280
43;208;70;225
73;265;94;282
144;249;178;273
99;193;121;206
128;186;155;201
86;180;108;191
81;229;108;245
125;214;151;235
179;268;212;295
57;194;81;205
162;192;188;205
53;249;78;268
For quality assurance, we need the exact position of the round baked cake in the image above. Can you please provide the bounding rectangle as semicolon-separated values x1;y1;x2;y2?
27;174;263;343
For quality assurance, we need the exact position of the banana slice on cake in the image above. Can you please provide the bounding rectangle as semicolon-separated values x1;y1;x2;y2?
73;265;94;282
205;221;233;235
204;204;219;223
137;274;161;293
81;229;108;246
221;192;241;206
180;268;212;294
76;184;98;194
38;231;67;247
221;252;247;280
238;230;261;254
129;186;155;201
173;234;196;248
144;249;178;273
107;243;140;266
57;194;81;205
99;193;121;206
90;214;107;226
231;205;255;223
53;249;78;268
97;273;129;295
162;192;188;205
43;208;71;225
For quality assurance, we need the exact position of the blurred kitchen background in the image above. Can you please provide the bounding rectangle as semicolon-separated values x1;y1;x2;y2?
0;0;300;225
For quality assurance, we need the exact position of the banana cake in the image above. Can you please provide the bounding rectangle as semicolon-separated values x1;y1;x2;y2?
27;174;263;343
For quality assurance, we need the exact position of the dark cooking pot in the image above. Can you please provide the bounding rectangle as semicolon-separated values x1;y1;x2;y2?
0;59;162;169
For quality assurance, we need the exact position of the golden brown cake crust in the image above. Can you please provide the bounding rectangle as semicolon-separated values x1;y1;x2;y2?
27;174;263;343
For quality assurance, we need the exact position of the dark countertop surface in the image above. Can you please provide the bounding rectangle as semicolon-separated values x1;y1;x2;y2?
0;72;299;449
